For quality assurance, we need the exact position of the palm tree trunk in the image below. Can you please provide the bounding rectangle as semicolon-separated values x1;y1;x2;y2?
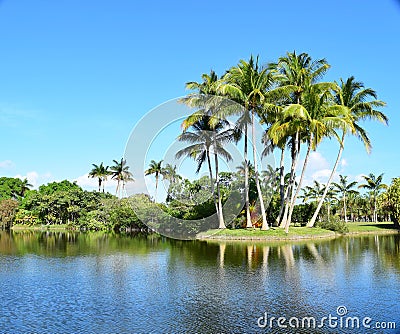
281;133;299;229
98;178;102;192
344;193;347;223
206;149;220;221
307;133;345;227
116;180;120;198
252;110;268;230
286;141;312;231
278;185;290;227
214;152;225;229
155;176;159;203
244;122;251;228
276;148;285;226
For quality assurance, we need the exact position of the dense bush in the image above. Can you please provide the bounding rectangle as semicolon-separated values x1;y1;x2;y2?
316;216;349;234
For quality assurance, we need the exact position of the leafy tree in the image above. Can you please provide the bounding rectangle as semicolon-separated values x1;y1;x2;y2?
0;177;26;199
0;199;19;229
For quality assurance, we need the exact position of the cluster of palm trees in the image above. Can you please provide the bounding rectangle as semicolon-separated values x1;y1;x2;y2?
300;173;388;223
144;160;182;202
88;159;134;198
176;51;387;231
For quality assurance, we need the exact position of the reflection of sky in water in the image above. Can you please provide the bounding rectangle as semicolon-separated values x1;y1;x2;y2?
0;232;399;333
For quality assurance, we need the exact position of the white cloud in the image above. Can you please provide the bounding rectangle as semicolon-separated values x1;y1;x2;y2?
341;158;348;167
306;152;330;171
0;160;14;169
355;173;365;183
14;171;53;188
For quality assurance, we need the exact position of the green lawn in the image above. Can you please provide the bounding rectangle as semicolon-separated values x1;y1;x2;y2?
12;224;69;231
197;226;336;240
346;221;399;233
198;222;399;240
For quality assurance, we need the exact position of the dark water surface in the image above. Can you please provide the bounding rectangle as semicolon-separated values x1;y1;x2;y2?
0;230;399;333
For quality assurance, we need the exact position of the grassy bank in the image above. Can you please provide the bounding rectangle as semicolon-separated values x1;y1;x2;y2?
11;224;69;231
197;222;399;241
346;221;400;234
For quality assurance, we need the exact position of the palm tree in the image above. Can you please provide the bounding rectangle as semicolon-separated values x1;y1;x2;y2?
145;160;164;202
268;52;341;232
20;178;33;197
358;173;387;222
175;116;233;228
111;158;132;198
180;70;234;229
308;76;387;227
333;175;358;223
89;162;110;192
162;163;182;201
121;168;134;197
218;55;279;230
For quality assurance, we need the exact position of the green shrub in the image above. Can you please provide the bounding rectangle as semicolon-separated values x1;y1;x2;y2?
316;216;349;234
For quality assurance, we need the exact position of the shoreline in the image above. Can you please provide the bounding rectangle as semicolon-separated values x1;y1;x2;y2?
196;227;400;242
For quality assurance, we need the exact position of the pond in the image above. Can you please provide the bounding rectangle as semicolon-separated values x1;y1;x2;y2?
0;230;399;333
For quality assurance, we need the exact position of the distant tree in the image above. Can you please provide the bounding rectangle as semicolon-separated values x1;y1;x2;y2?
333;175;358;222
111;158;132;198
386;178;400;229
89;162;110;192
145;160;164;202
359;173;387;222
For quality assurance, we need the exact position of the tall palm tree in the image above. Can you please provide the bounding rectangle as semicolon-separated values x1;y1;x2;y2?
175;116;233;228
121;168;134;197
268;52;341;232
162;163;182;201
358;173;387;222
308;76;387;227
218;55;281;230
180;71;234;229
145;160;164;202
333;175;358;223
89;162;110;192
111;158;131;198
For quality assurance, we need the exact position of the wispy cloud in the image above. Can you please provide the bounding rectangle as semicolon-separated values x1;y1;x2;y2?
0;160;14;169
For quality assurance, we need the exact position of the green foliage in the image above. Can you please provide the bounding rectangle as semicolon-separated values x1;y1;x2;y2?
386;178;400;228
0;199;19;229
291;202;317;226
0;177;25;199
316;215;349;234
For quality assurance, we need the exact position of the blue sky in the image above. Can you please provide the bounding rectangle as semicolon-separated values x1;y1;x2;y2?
0;0;399;195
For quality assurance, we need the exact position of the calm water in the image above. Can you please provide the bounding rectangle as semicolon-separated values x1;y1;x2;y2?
0;231;399;334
